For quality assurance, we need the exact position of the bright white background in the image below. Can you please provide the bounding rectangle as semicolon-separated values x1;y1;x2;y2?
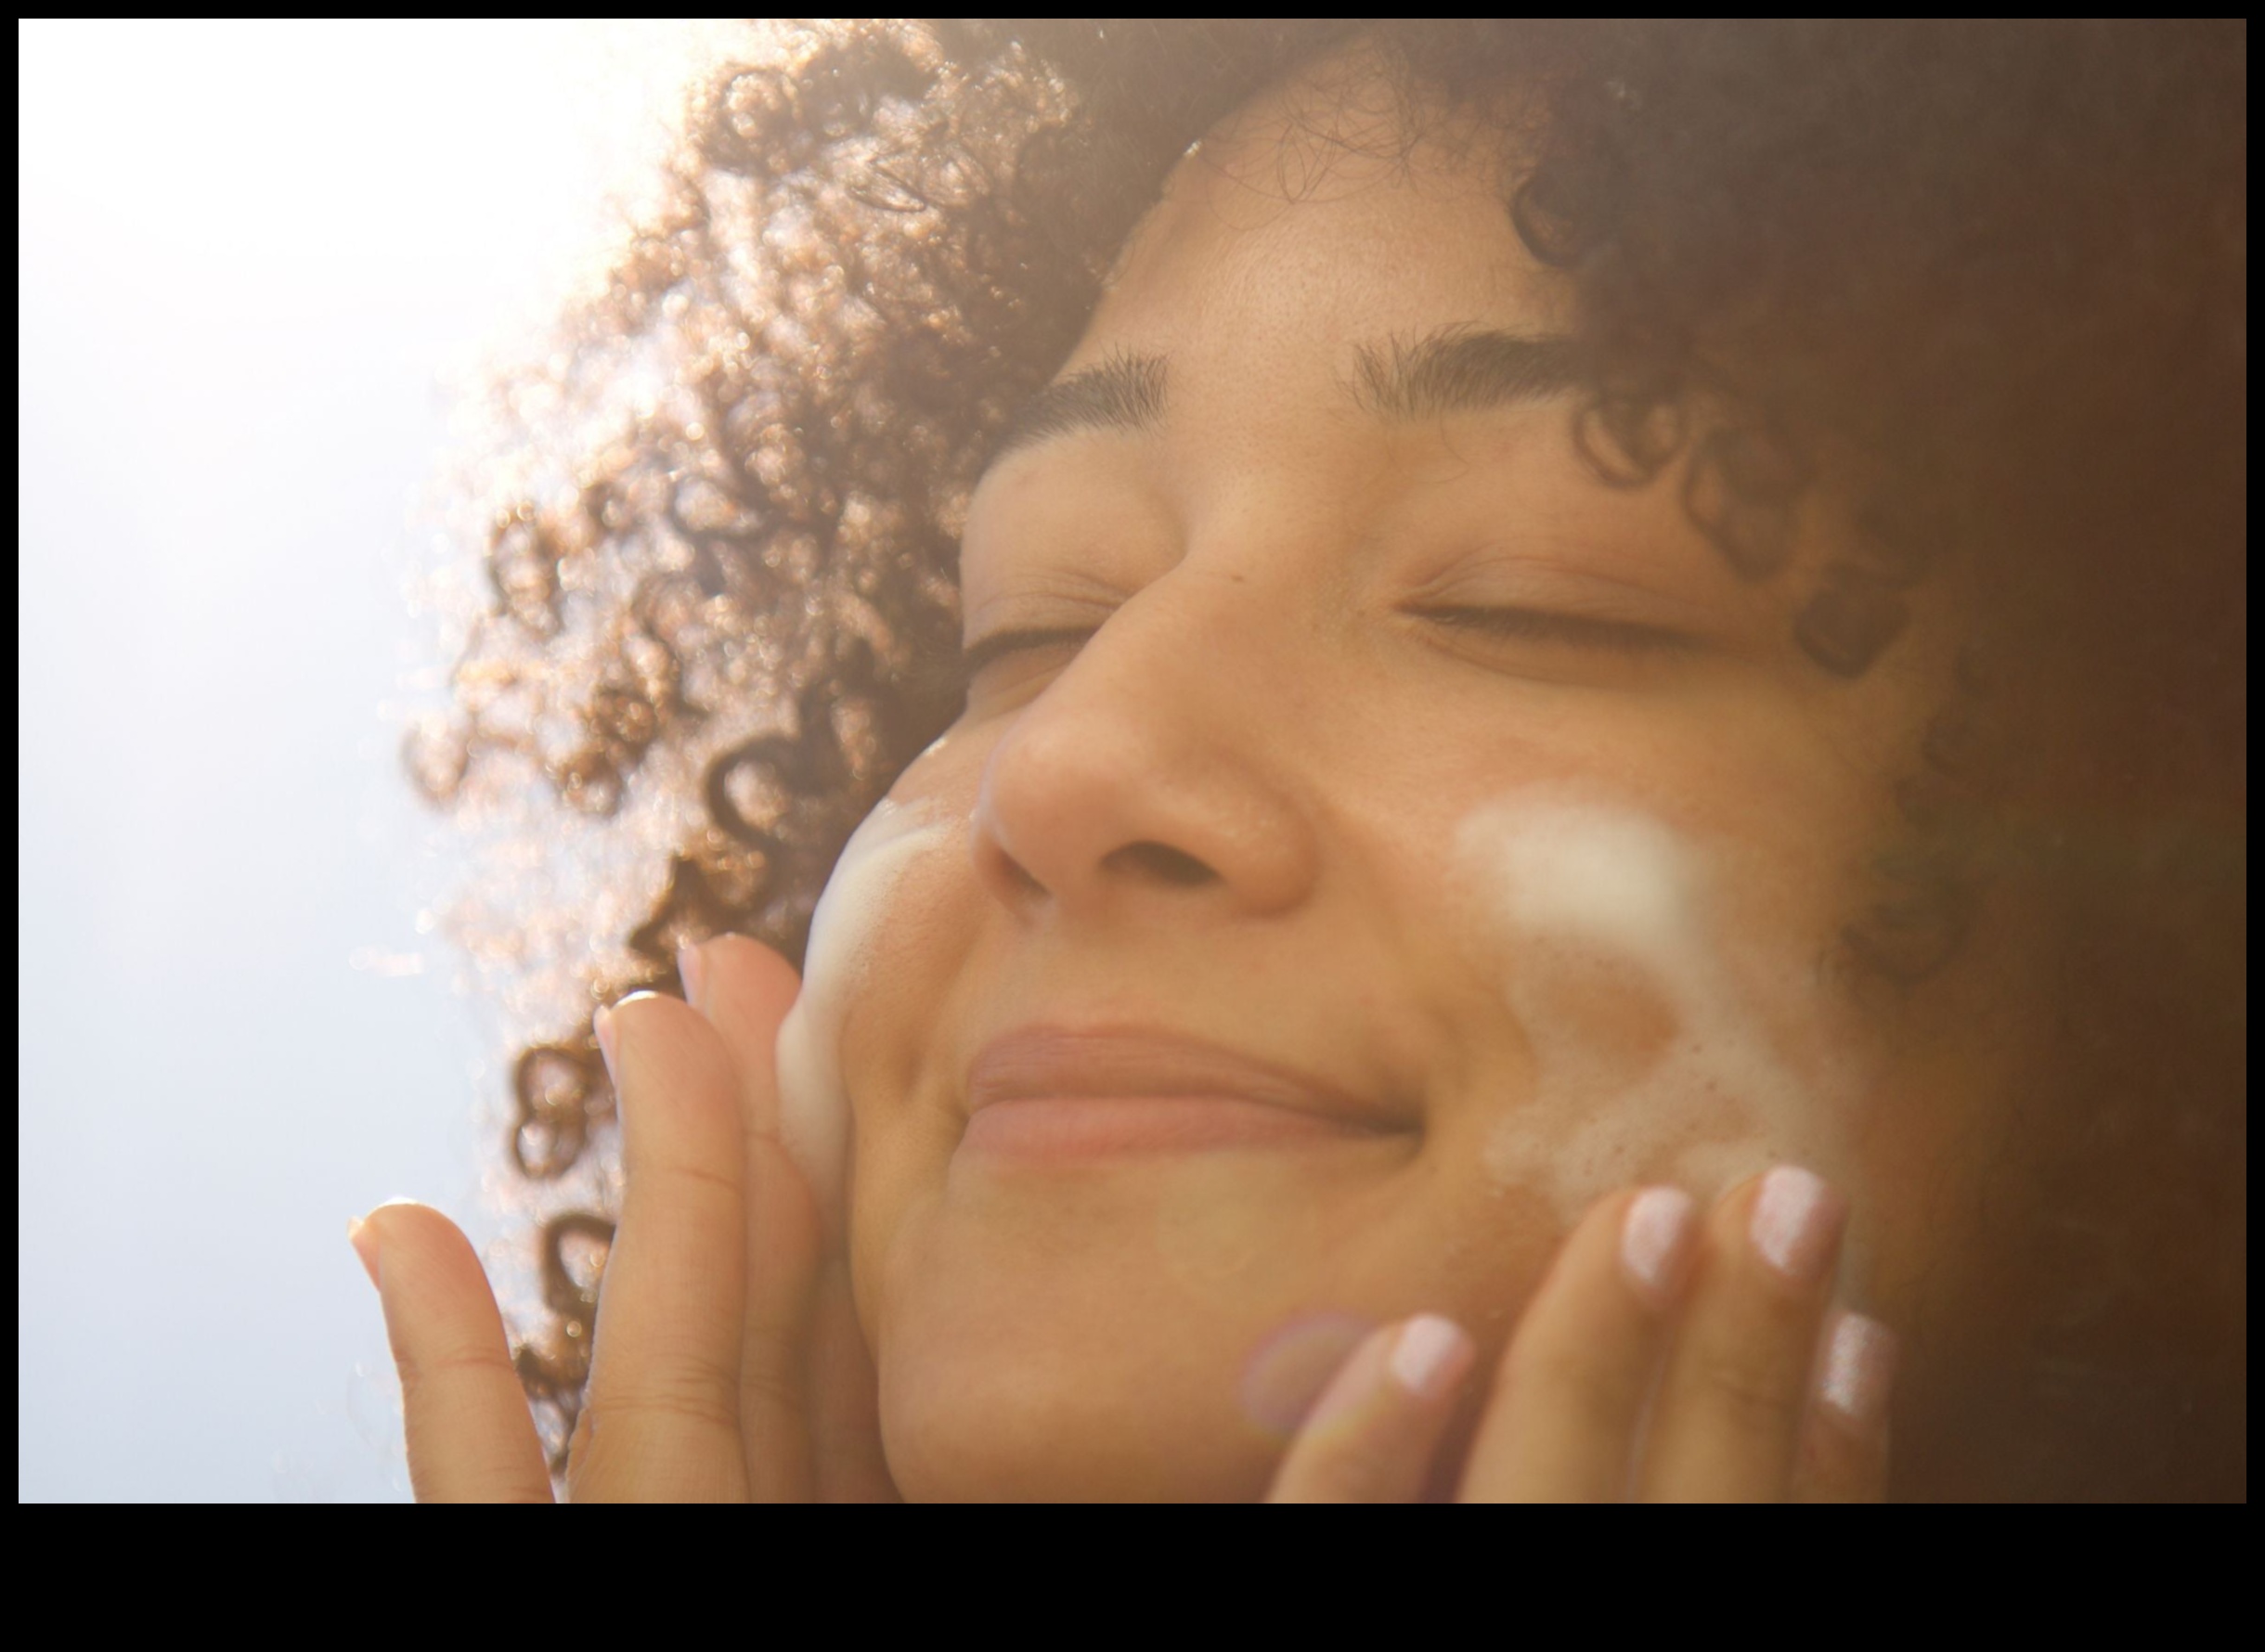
19;19;733;1501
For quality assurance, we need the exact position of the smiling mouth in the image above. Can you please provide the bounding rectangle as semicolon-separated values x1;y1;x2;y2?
963;1094;1384;1160
959;1026;1407;1164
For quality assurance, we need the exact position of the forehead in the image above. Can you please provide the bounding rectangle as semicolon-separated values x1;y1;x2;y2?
1067;70;1574;383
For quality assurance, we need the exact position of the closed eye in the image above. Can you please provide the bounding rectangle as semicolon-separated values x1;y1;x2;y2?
960;626;1096;677
960;609;1687;681
1407;604;1690;655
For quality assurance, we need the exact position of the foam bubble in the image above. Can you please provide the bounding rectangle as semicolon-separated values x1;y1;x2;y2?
1494;805;1700;966
1456;794;1855;1220
774;795;955;1227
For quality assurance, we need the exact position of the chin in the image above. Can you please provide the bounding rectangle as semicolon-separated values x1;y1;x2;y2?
878;1341;1276;1502
859;1156;1415;1499
871;1248;1295;1502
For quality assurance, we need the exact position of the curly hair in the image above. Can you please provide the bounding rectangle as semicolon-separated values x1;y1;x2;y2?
407;19;2246;1495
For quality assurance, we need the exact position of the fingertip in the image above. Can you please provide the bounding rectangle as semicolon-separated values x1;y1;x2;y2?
705;933;803;1018
677;938;709;1013
346;1215;381;1290
352;1196;432;1268
356;1201;482;1297
1619;1185;1699;1308
1748;1164;1847;1289
355;1203;550;1504
602;987;744;1116
1796;1314;1896;1503
1387;1313;1475;1403
1268;1318;1466;1503
1818;1310;1898;1437
594;1002;619;1082
359;1196;436;1233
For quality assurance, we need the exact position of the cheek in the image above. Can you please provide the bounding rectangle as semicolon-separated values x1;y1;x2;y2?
772;735;977;1227
1452;792;1883;1222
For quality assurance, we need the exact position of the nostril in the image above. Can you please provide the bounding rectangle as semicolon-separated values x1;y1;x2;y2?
975;822;1051;904
998;850;1048;899
1106;840;1218;887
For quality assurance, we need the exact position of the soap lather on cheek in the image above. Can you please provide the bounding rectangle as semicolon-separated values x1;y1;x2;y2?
774;795;957;1230
1457;796;1859;1221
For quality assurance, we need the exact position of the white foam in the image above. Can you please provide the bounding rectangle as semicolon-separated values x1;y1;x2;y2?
774;795;954;1228
1456;794;1857;1220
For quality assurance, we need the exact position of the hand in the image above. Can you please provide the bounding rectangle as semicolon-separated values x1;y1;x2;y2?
1266;1168;1896;1502
348;936;893;1502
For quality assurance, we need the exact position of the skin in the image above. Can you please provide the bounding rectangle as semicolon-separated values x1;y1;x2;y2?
356;49;2050;1502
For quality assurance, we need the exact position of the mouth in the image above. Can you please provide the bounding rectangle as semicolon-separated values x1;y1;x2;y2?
960;1025;1409;1164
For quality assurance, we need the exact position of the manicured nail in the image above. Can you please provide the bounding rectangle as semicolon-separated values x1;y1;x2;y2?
677;940;707;1013
1818;1311;1898;1431
1387;1314;1474;1402
346;1215;381;1291
1750;1165;1846;1285
1620;1186;1697;1306
594;1003;619;1085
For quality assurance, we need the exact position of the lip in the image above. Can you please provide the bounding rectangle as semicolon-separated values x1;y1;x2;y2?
961;1026;1405;1163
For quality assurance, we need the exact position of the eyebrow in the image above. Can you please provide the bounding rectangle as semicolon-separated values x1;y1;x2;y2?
984;349;1168;470
978;325;1587;475
1349;326;1588;419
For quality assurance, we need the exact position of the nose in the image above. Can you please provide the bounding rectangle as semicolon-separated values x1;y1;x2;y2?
970;591;1322;924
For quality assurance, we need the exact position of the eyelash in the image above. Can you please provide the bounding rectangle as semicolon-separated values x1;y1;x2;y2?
1405;604;1690;656
960;608;1687;676
958;627;1095;678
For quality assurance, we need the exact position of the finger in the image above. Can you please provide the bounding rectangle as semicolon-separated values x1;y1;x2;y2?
355;1201;552;1504
1793;1310;1896;1503
572;991;749;1501
683;935;826;1500
808;1257;899;1502
1268;1316;1476;1503
686;935;802;1141
1637;1165;1847;1502
1458;1185;1698;1501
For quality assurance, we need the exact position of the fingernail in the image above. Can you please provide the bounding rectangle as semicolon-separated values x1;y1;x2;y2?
1620;1186;1697;1306
1387;1314;1474;1402
346;1215;381;1291
677;940;707;1013
1818;1311;1898;1432
594;1003;619;1085
1750;1165;1846;1285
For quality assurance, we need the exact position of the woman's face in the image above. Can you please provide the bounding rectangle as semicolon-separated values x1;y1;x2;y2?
795;68;2033;1499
